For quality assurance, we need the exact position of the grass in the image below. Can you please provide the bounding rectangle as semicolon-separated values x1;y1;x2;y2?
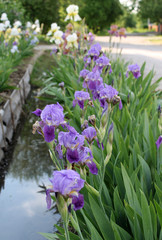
126;27;156;33
148;36;162;44
30;50;56;87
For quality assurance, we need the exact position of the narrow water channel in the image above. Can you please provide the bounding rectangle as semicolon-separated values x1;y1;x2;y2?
0;91;60;240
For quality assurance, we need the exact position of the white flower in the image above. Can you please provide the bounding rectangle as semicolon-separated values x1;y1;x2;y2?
1;13;8;21
47;30;52;36
66;33;78;49
4;20;11;28
32;19;40;31
14;21;22;28
11;28;20;36
65;5;81;22
35;19;40;26
53;30;64;45
26;21;32;28
51;23;60;32
0;23;5;31
11;45;19;54
35;27;41;33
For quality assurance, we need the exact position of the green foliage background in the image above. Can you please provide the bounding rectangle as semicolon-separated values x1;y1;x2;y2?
1;0;123;33
138;0;162;24
0;0;26;25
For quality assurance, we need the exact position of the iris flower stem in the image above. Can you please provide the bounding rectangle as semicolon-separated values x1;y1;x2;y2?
98;145;107;216
64;221;70;240
47;143;62;170
73;211;84;240
99;142;105;195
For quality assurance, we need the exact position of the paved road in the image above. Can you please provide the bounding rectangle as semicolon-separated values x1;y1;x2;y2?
95;36;162;89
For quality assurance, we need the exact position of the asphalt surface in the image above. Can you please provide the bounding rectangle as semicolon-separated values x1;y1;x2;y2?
95;36;162;89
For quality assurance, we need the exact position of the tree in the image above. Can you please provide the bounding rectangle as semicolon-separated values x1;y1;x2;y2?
0;0;26;25
19;0;59;33
138;0;162;24
79;0;123;33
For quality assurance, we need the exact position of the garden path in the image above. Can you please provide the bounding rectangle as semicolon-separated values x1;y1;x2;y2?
95;36;162;90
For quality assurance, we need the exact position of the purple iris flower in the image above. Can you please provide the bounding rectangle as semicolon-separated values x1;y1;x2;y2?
73;91;90;109
58;129;85;149
91;43;102;52
13;41;18;46
66;145;98;175
46;170;85;210
99;84;118;107
83;70;103;91
83;55;91;67
50;170;85;197
88;32;95;45
87;43;102;60
82;127;97;144
88;48;100;59
66;148;80;163
96;56;111;72
156;136;162;149
79;69;90;79
5;42;8;47
33;103;65;143
92;83;105;100
43;125;55;142
50;47;58;55
72;194;84;211
41;103;65;126
127;64;141;79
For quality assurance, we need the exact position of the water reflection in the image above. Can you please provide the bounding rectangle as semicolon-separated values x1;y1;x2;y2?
10;116;54;181
0;93;59;240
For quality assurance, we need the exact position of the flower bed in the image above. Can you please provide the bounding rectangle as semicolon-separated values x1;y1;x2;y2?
31;4;162;240
0;13;45;161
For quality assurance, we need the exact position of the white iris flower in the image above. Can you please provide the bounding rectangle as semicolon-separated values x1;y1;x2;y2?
66;33;78;49
65;5;81;22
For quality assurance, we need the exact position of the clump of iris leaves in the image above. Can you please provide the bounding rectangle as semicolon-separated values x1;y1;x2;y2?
0;35;33;96
37;50;162;240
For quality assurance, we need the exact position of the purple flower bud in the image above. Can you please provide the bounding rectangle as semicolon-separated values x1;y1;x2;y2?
156;136;162;149
119;100;123;110
56;144;63;159
158;105;161;114
72;194;84;211
81;120;89;130
32;108;42;117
